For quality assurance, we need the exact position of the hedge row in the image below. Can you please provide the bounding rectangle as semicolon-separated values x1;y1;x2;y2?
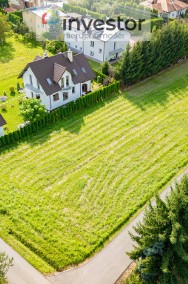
0;81;120;149
62;3;106;20
93;69;108;83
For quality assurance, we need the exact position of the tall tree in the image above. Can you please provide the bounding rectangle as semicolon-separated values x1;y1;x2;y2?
0;13;11;44
129;175;188;284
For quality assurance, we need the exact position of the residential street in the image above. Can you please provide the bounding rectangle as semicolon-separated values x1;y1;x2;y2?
1;169;187;284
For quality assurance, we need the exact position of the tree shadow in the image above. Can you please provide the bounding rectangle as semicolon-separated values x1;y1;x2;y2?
0;41;15;63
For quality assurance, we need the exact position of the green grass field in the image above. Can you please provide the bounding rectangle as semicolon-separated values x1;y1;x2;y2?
0;59;188;274
0;36;49;132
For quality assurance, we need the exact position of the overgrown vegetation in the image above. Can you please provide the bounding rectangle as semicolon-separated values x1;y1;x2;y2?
0;60;188;272
129;175;188;283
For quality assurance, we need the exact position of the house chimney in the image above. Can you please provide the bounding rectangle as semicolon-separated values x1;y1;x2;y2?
67;49;73;62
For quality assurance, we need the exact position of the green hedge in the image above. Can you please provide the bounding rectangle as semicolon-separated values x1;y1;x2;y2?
93;69;107;84
62;3;106;20
0;81;120;149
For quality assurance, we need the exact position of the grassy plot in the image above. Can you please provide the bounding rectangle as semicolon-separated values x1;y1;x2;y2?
0;36;48;132
0;61;188;273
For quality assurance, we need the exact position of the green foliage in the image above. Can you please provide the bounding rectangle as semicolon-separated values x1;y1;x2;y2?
46;40;67;54
116;21;188;86
101;61;110;76
124;269;144;284
129;176;188;283
93;69;107;83
0;80;119;148
20;98;46;123
0;0;9;8
62;3;106;20
0;13;11;44
0;252;13;284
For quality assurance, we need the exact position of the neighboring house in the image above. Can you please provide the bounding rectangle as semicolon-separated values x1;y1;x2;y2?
18;51;95;111
0;115;6;137
64;17;130;62
140;0;188;18
22;5;67;37
9;0;44;9
22;7;130;62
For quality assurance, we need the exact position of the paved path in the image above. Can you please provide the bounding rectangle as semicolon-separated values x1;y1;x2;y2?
0;239;50;284
1;169;188;284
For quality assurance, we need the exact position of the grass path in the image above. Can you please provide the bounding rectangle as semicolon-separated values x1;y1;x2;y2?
0;61;188;273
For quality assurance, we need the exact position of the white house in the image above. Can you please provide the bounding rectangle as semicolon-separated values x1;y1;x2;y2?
140;0;188;18
0;115;6;137
64;17;130;62
18;51;95;111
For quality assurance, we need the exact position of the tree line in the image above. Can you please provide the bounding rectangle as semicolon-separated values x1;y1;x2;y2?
128;175;188;283
115;21;188;86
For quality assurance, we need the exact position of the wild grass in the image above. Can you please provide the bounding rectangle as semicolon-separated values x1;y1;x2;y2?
0;60;188;273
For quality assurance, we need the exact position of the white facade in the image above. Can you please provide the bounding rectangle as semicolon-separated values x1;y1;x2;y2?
23;67;92;111
0;127;4;137
65;28;130;62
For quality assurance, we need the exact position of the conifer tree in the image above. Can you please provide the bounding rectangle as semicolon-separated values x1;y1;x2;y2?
129;175;188;283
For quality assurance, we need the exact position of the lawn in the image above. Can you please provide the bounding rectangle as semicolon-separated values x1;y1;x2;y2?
0;60;188;274
0;35;49;132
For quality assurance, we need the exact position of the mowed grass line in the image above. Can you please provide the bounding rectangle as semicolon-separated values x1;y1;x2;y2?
0;61;188;273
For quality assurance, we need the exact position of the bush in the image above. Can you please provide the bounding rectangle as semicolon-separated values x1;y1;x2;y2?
46;40;67;54
9;86;14;92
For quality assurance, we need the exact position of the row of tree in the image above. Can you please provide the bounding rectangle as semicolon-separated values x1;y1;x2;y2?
129;175;188;283
115;21;188;86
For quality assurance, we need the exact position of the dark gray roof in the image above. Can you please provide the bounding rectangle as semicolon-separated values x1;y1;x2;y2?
0;114;6;127
18;52;95;96
53;63;66;83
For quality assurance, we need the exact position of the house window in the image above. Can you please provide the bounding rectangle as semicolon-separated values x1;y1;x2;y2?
90;51;94;56
53;93;59;101
90;41;94;47
63;92;68;101
31;91;34;98
37;81;40;89
61;78;64;88
114;42;116;50
36;94;40;99
72;86;75;93
99;48;102;53
29;75;33;85
66;76;69;86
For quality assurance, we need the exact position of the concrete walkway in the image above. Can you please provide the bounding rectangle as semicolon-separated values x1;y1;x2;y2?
0;239;50;284
1;169;188;284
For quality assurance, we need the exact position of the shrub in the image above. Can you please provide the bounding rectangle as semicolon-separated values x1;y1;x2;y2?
46;40;67;54
9;86;14;92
